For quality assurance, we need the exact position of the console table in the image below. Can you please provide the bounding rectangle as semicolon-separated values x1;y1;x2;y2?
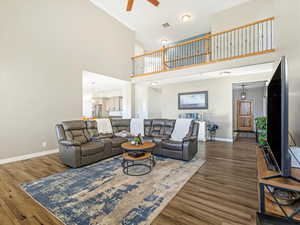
256;147;300;223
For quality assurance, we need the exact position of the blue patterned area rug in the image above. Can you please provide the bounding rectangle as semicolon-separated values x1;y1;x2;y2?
21;153;205;225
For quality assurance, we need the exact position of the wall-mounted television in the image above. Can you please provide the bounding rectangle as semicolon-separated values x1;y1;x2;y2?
267;56;291;177
178;91;208;110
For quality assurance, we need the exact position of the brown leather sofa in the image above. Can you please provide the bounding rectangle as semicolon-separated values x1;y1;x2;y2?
55;119;199;168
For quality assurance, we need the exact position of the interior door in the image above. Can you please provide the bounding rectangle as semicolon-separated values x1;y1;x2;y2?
237;100;253;131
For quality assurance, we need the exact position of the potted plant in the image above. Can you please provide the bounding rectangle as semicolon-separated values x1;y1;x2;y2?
255;117;268;147
207;124;219;141
131;134;143;146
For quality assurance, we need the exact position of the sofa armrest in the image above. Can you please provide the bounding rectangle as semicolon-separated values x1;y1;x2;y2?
59;140;81;146
183;136;197;142
182;136;198;161
58;144;81;168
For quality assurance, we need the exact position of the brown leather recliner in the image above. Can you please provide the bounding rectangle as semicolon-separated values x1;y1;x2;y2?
160;121;199;161
56;120;112;168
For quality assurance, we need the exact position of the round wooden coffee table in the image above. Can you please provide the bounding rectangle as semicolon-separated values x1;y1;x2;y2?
122;152;153;176
121;142;156;151
121;142;156;175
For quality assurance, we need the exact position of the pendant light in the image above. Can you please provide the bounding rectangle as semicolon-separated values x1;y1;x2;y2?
241;84;247;100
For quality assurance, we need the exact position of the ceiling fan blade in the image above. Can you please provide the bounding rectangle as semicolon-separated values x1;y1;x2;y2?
147;0;160;7
126;0;134;11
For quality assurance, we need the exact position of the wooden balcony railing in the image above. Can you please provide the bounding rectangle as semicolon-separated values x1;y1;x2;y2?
132;17;275;78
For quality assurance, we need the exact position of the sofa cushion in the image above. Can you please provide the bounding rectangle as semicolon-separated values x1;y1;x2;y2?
85;120;99;138
81;142;105;156
143;136;154;142
62;120;88;144
111;119;131;133
161;140;183;151
62;120;86;130
163;120;176;137
186;121;199;137
150;119;166;137
144;120;153;137
110;138;127;148
98;133;113;139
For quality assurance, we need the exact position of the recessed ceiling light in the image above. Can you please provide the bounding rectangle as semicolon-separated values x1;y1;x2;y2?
151;81;160;86
181;14;192;23
161;40;168;47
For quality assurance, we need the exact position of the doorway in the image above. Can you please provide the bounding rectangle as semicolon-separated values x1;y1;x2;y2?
82;71;132;119
233;81;267;140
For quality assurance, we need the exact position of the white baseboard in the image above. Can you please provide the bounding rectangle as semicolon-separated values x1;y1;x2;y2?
214;137;234;143
0;149;59;165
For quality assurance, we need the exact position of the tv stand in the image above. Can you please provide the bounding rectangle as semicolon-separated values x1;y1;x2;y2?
264;174;300;183
257;147;300;222
261;147;279;171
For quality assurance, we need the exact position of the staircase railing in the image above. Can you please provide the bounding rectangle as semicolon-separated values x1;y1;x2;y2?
132;17;275;78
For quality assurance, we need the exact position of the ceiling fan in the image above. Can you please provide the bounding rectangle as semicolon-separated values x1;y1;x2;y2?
126;0;160;12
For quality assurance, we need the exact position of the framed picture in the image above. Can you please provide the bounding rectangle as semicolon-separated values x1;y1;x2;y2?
178;91;208;110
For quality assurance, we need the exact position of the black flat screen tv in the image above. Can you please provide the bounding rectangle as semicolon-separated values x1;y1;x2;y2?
267;56;291;177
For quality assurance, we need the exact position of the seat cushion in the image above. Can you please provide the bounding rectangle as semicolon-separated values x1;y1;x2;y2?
81;142;105;156
161;140;183;151
155;135;170;140
143;136;154;142
98;133;113;139
110;138;127;148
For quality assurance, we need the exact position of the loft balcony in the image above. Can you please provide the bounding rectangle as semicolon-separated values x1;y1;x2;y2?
131;17;275;78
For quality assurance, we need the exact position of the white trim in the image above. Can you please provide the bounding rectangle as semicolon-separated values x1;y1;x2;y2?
0;149;59;165
214;137;234;143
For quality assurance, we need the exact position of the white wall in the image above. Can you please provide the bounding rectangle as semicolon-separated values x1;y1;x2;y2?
134;85;162;119
211;0;276;33
135;41;145;56
276;0;300;144
122;84;133;119
0;0;134;159
148;87;162;119
134;84;149;119
160;72;273;140
211;0;300;144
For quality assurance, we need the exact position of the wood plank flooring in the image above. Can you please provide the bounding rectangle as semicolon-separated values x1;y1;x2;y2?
152;138;258;225
0;139;258;225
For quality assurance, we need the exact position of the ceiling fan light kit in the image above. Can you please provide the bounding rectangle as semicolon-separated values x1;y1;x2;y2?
126;0;160;12
181;14;192;23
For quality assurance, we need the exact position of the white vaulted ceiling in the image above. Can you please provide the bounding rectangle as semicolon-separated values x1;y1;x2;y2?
90;0;249;51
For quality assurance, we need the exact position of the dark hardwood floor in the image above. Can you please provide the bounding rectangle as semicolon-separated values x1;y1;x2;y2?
0;138;258;225
153;138;258;225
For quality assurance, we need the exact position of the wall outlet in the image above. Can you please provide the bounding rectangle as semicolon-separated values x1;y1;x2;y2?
42;141;47;148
